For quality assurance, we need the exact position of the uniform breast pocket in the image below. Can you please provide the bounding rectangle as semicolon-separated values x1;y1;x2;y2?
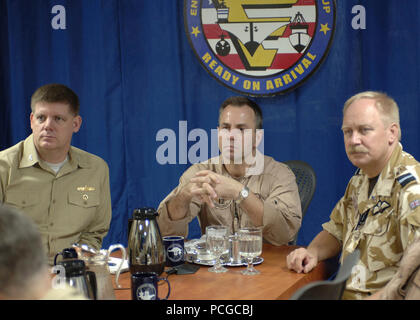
68;191;100;208
67;191;100;227
5;191;39;209
362;213;399;272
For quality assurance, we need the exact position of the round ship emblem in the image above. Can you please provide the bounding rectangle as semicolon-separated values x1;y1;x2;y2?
137;283;157;300
167;243;184;262
184;0;336;96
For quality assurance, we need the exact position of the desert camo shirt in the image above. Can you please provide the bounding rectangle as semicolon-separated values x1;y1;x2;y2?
0;134;112;264
380;237;420;300
157;155;302;245
323;143;420;299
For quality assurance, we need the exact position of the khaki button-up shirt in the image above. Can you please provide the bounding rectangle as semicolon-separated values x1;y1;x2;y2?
0;135;112;264
323;143;420;299
157;155;302;245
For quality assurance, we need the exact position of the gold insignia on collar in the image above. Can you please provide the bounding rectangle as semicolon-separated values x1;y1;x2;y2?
77;185;96;192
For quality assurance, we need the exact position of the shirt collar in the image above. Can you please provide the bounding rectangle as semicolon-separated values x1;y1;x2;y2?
20;134;40;168
19;134;90;170
360;143;403;197
67;147;90;169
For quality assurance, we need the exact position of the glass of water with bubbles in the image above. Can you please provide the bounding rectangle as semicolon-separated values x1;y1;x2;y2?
206;225;229;273
238;227;262;275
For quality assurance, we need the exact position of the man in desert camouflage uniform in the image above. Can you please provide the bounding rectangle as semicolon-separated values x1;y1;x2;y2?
367;237;420;300
286;91;420;299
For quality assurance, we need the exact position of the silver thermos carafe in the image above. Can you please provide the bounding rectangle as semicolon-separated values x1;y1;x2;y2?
58;259;97;300
128;207;165;275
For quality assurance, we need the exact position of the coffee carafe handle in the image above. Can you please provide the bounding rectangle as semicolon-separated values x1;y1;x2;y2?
106;244;127;289
53;252;63;265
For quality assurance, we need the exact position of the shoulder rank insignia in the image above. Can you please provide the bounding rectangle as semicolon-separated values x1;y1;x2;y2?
397;173;417;187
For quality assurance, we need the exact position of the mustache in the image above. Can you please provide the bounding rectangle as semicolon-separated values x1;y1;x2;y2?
347;146;368;154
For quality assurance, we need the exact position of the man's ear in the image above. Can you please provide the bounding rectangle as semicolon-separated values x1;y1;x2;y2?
30;112;34;130
72;115;82;133
388;123;399;144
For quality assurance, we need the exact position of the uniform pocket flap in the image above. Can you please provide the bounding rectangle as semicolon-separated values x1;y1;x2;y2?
5;191;39;207
68;191;99;208
362;215;390;236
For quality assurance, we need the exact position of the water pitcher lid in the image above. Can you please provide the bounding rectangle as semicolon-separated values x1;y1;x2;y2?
132;207;158;219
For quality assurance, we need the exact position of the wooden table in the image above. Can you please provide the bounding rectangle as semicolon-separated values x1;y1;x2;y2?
112;244;337;300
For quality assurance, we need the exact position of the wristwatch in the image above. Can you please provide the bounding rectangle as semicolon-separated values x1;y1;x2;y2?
236;186;249;204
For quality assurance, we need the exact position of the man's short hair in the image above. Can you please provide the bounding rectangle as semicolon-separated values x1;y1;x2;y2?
31;83;80;116
219;96;263;129
343;91;401;140
0;205;47;298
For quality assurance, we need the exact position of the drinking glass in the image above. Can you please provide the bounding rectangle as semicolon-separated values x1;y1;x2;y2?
206;225;229;273
238;227;262;275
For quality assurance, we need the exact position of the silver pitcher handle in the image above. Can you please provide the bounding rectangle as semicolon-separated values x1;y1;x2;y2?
106;244;127;289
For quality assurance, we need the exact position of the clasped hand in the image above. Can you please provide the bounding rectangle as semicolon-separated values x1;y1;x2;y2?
186;170;243;208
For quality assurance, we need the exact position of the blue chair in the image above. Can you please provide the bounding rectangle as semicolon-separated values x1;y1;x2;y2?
284;160;316;245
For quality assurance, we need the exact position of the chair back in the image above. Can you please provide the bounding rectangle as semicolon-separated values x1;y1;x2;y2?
289;249;360;300
284;160;316;244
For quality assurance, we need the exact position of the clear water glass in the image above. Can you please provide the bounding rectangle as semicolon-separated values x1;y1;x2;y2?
206;225;229;273
238;227;262;275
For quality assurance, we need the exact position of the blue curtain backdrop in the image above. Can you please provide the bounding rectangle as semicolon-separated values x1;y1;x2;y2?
0;1;419;248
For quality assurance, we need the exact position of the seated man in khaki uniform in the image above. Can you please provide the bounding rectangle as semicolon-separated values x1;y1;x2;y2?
287;91;420;299
157;96;302;245
0;84;112;264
